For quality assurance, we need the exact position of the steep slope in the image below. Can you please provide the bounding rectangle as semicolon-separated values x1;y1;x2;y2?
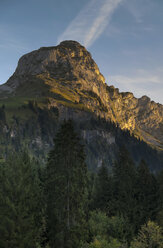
1;40;162;150
0;40;162;171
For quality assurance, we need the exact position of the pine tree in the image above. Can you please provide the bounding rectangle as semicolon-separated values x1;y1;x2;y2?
113;147;137;214
46;120;87;248
112;147;137;240
155;169;163;228
92;162;113;213
0;151;43;248
135;159;159;231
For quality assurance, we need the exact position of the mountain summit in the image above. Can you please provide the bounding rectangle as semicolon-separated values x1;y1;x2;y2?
4;40;105;91
0;40;163;155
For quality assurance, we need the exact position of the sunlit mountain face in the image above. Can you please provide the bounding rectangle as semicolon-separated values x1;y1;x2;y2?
0;41;162;171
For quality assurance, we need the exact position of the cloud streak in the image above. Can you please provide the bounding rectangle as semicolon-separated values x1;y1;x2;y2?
58;0;123;47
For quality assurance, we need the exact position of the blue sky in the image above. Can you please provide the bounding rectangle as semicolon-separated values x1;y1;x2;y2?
0;0;163;103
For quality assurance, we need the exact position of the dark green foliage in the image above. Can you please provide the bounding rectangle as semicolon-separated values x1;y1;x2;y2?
135;160;159;230
0;119;162;247
86;211;127;247
0;151;43;248
46;120;88;248
115;127;163;172
92;163;113;213
111;150;136;242
88;210;109;240
156;170;163;228
107;215;130;244
90;147;162;243
158;170;163;209
0;105;6;123
113;148;137;223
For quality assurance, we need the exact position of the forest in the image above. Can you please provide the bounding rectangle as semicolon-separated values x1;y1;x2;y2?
0;120;163;248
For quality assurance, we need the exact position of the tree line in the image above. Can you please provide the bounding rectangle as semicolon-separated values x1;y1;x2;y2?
0;120;163;247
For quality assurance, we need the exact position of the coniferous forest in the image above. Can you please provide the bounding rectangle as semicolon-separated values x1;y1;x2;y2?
0;120;163;248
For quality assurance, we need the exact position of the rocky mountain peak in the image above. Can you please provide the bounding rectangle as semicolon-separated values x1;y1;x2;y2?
9;40;104;86
0;41;162;150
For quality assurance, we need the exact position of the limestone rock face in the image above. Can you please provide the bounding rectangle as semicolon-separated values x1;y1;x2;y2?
7;40;104;87
106;86;163;148
0;40;163;150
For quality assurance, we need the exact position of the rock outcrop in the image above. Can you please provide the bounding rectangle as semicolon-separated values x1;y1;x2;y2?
0;40;163;150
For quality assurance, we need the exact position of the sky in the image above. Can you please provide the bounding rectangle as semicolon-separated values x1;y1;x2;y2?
0;0;163;104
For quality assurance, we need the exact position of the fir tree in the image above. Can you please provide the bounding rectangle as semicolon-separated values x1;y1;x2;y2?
112;147;137;240
135;159;159;230
92;162;113;213
46;120;87;248
0;151;43;248
155;169;163;228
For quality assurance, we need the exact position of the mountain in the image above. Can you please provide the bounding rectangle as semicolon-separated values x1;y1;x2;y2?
0;40;162;171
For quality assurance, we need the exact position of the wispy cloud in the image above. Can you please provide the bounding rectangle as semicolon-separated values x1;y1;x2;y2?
109;75;161;86
58;0;123;47
125;1;143;23
125;0;155;24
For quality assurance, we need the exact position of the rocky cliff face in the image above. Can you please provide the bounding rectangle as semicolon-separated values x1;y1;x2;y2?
0;40;163;150
5;41;105;90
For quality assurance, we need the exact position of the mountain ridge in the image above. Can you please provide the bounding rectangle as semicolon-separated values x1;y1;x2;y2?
0;40;162;150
